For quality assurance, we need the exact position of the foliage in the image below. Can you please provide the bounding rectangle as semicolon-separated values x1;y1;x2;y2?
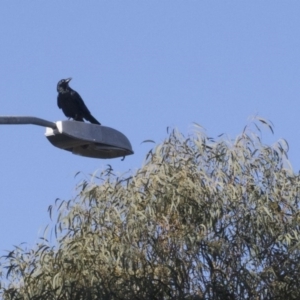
1;119;300;299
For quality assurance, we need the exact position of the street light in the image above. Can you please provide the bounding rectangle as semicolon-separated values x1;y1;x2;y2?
0;116;134;159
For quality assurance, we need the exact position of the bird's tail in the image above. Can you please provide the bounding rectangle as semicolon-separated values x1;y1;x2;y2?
86;114;101;125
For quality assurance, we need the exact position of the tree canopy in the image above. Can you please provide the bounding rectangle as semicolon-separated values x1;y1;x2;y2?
1;119;300;299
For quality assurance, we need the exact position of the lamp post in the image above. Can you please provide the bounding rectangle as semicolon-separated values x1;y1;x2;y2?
0;116;133;159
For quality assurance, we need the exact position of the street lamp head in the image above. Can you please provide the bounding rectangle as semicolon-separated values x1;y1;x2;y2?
45;120;134;159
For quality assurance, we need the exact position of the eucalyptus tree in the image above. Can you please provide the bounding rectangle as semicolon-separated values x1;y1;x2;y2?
2;119;300;299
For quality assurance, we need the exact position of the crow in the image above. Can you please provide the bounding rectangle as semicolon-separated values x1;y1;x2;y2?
57;78;101;125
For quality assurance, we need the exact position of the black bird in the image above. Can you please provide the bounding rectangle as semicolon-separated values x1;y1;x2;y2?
57;78;101;125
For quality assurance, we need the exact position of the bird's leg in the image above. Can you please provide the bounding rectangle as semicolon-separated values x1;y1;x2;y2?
74;115;84;122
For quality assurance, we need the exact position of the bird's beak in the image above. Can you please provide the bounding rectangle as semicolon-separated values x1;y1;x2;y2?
65;77;72;83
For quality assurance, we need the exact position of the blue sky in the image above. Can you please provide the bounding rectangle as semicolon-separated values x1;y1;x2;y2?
0;1;300;253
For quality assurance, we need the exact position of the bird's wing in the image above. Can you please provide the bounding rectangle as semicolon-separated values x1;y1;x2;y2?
71;90;91;115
